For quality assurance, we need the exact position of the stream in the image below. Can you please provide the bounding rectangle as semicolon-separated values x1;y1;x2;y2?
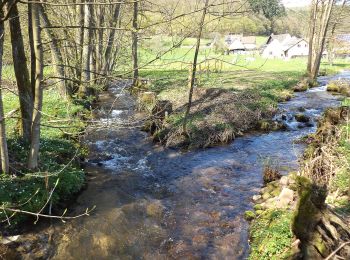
18;71;350;259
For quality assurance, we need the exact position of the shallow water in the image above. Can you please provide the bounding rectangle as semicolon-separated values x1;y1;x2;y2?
32;72;350;259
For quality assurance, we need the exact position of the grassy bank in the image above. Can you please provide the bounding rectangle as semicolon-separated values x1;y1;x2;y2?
248;105;350;259
0;87;87;226
138;57;350;148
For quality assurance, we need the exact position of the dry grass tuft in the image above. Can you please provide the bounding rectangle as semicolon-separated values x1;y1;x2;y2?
263;166;281;184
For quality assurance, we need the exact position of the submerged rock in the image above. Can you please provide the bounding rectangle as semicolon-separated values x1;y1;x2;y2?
294;113;310;123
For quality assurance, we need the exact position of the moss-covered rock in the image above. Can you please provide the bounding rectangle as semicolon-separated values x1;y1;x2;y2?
327;82;341;92
258;120;271;131
292;176;325;242
244;210;256;221
295;113;310;123
293;79;309;92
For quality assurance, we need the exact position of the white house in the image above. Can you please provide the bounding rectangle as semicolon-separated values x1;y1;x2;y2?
262;34;309;60
262;39;285;59
283;38;309;59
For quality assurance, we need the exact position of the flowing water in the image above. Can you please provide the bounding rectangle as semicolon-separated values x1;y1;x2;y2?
19;71;350;259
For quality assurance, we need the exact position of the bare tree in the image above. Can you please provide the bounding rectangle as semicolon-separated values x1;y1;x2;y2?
182;0;210;133
6;0;33;142
79;0;93;97
28;1;44;169
0;8;9;174
38;4;67;97
307;0;336;82
103;2;122;76
132;0;139;86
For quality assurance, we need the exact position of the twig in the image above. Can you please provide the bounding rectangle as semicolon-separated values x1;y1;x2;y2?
324;241;350;260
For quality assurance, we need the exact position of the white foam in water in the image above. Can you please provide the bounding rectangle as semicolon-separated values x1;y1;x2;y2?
133;158;153;176
102;154;132;170
94;140;108;150
285;121;300;130
308;85;327;92
111;110;124;117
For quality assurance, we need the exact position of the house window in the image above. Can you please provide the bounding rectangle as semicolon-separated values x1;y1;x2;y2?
269;51;273;55
297;44;301;47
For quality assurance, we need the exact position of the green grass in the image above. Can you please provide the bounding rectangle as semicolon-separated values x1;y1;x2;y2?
137;40;349;148
0;86;87;226
330;122;350;215
249;209;294;260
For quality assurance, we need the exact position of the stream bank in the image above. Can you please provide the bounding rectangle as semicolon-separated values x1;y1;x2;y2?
1;72;349;259
248;76;350;260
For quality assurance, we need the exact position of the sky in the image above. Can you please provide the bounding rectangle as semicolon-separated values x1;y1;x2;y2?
282;0;311;7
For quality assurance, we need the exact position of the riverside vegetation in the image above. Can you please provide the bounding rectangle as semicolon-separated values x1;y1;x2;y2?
1;0;350;259
0;76;87;225
248;102;350;259
139;58;348;148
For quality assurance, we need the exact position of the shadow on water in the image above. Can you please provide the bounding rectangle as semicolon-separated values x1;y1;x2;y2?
23;72;350;259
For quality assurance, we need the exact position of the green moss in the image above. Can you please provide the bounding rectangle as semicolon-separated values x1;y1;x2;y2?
254;204;263;211
244;210;256;221
249;209;293;260
327;82;340;92
292;177;324;242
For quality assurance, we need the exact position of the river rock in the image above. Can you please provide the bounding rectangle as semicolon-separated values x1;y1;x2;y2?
276;187;294;208
293;80;309;92
146;200;166;219
252;195;262;201
0;235;20;245
279;176;289;186
340;85;350;97
295;113;310;123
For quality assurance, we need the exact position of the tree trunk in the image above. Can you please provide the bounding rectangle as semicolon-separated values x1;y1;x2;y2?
132;0;139;86
307;0;318;74
103;2;121;75
79;1;93;97
76;0;85;83
182;0;210;133
28;2;44;170
95;5;104;76
28;3;36;95
6;0;33;142
38;5;67;97
0;10;10;174
310;0;335;80
308;0;336;81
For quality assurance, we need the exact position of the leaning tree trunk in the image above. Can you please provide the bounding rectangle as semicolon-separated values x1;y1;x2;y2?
28;2;44;170
308;0;336;82
7;0;33;143
0;10;10;174
132;0;139;86
182;0;210;133
310;0;335;80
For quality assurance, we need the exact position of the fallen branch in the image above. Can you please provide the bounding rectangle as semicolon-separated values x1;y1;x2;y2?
325;241;350;260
